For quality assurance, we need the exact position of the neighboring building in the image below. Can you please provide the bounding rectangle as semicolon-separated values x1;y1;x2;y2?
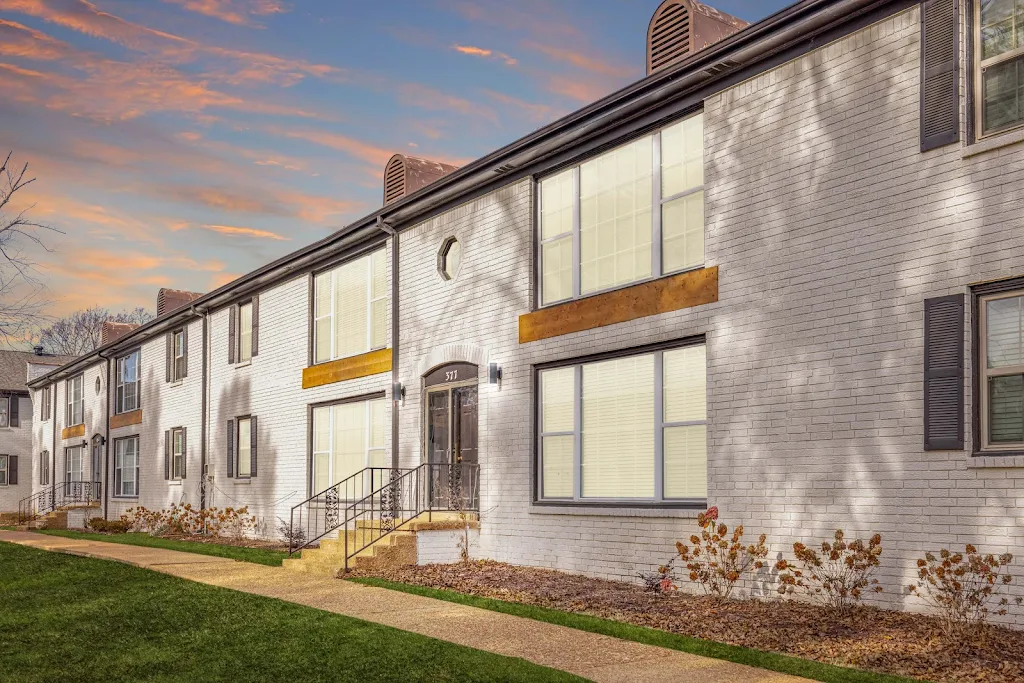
0;348;75;515
22;0;1024;626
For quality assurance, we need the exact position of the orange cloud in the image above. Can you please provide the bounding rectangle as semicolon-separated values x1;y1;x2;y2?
524;41;634;79
453;44;517;66
482;89;560;124
397;83;497;123
275;128;395;168
545;74;614;104
199;224;290;240
161;0;288;27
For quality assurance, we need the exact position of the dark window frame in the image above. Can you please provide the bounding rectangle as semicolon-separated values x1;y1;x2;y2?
970;0;1024;141
113;435;140;498
0;454;8;486
235;414;253;479
532;335;708;510
0;395;8;429
305;390;387;497
41;386;51;422
972;276;1024;456
172;329;187;382
65;374;84;426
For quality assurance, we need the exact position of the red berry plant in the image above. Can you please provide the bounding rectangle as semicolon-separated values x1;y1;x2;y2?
908;545;1023;638
674;506;769;600
776;530;883;616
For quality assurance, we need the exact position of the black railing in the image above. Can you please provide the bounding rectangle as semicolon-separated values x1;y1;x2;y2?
17;481;100;524
287;462;480;564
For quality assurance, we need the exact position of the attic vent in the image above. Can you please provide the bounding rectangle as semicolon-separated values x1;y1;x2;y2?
494;163;516;175
383;156;406;205
648;2;691;74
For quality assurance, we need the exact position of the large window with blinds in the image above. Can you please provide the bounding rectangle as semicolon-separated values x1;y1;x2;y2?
979;289;1024;450
537;340;707;504
313;249;388;365
976;0;1024;137
538;113;704;307
311;396;387;496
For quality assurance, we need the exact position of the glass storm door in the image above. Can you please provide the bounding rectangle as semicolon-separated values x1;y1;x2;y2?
92;435;103;490
424;363;479;508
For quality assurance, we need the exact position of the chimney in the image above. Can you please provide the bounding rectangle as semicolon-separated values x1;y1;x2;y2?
33;344;44;356
383;154;459;206
101;321;140;346
157;288;204;317
646;1;748;76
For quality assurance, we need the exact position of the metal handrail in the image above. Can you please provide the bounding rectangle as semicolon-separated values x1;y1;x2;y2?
288;467;416;554
17;481;101;524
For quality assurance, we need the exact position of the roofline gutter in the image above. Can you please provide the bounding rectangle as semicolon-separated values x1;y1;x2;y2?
27;0;896;389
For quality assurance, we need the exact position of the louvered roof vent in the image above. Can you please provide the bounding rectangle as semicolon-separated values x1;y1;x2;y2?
646;0;748;76
382;154;459;206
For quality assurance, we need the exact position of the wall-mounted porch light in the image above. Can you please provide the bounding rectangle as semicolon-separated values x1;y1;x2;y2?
488;362;502;385
393;381;406;403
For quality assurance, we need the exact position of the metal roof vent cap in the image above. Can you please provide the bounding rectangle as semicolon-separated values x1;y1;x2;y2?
646;0;748;76
382;154;459;206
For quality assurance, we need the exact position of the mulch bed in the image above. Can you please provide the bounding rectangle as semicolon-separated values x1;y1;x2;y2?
155;533;289;552
355;560;1024;683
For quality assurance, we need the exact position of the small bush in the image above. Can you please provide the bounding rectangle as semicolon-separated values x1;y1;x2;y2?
908;544;1023;638
121;505;256;538
277;517;306;550
87;517;129;534
638;560;677;594
776;530;883;615
674;506;768;600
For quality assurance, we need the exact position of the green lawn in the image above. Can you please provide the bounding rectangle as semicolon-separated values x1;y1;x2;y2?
32;529;292;566
0;542;585;683
350;578;925;683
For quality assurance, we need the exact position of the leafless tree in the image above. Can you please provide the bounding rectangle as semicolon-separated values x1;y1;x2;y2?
0;151;60;345
39;306;156;355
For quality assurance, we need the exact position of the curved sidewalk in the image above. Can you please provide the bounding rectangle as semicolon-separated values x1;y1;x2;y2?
0;530;808;683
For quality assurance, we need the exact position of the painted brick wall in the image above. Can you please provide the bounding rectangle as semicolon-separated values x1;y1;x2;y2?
0;395;33;513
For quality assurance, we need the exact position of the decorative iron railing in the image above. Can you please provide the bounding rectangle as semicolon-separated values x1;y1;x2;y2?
287;462;480;567
17;481;101;524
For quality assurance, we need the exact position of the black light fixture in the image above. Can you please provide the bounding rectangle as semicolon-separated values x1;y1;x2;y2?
393;381;406;402
488;362;502;384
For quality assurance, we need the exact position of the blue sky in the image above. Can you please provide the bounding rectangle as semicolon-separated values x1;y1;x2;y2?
0;0;792;320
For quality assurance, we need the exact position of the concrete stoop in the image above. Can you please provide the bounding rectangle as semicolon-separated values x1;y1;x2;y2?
283;512;479;577
13;503;100;532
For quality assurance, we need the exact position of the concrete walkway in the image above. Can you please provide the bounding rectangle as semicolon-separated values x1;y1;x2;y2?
0;530;809;683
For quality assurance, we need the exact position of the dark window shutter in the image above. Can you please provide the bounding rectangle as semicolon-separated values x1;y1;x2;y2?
9;456;18;485
182;325;189;378
250;416;258;478
164;430;171;480
228;306;237;365
10;396;18;427
165;332;173;383
920;0;959;151
181;427;188;479
227;419;235;478
251;295;260;357
924;294;965;450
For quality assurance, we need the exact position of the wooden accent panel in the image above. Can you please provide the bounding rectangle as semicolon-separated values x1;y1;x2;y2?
302;348;393;389
109;409;143;430
519;266;718;344
61;423;85;440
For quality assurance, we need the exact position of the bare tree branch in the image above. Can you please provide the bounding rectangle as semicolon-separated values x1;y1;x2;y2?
0;151;62;346
39;306;156;356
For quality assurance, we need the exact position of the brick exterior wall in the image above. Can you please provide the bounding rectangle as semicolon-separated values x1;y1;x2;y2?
0;395;32;513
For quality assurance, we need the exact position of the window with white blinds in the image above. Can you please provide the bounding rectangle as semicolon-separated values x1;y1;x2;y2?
981;291;1024;449
537;342;707;503
538;112;704;306
311;397;387;497
313;248;388;364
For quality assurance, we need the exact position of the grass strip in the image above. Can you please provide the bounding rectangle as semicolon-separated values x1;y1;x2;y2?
350;577;926;683
0;542;584;683
31;529;293;566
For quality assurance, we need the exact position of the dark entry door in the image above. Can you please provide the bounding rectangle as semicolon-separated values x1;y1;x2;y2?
424;366;479;509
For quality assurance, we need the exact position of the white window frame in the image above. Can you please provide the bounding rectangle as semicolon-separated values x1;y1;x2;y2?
65;445;83;484
313;248;388;365
114;437;139;497
237;303;253;364
0;396;8;428
311;397;387;496
171;428;185;480
66;374;84;426
172;329;187;381
975;0;1024;138
979;289;1024;450
115;350;141;414
236;417;252;478
0;454;7;486
41;386;51;422
537;112;705;308
536;341;708;506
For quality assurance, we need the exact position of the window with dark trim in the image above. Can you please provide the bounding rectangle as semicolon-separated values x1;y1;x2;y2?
172;329;187;381
975;279;1024;452
66;374;84;426
311;395;387;496
171;427;185;480
114;436;139;497
0;454;8;486
313;249;388;364
40;450;50;485
975;0;1024;137
115;350;140;414
41;386;51;422
0;396;8;429
537;112;705;307
536;338;707;505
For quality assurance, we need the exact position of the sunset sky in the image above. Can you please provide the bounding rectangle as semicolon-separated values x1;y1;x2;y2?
1;0;789;325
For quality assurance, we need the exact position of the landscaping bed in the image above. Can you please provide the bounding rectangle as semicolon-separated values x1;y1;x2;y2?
355;560;1024;683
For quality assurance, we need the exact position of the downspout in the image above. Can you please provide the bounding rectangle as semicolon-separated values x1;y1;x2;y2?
193;305;209;510
50;380;56;492
378;217;400;469
101;355;111;519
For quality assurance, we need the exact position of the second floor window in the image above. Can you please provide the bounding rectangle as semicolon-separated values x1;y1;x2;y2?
66;374;84;426
173;330;187;381
0;396;8;428
238;302;253;364
539;113;704;306
116;350;140;414
977;0;1024;136
314;249;388;364
41;386;51;421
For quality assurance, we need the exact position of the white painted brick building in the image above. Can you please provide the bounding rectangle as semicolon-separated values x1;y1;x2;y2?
19;0;1024;626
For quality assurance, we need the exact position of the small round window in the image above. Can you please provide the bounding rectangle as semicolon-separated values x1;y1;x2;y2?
439;237;461;281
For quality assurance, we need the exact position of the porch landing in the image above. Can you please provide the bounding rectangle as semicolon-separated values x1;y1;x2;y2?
0;530;808;683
